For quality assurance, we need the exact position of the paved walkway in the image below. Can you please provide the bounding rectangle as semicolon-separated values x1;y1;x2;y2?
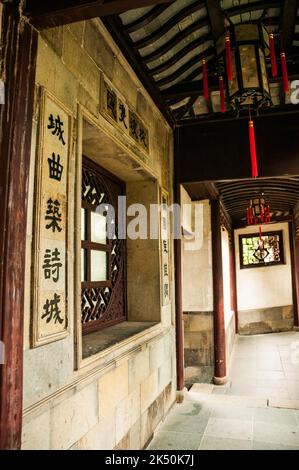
147;331;299;450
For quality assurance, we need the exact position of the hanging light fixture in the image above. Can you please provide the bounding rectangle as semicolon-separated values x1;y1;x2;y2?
246;193;271;241
216;22;272;112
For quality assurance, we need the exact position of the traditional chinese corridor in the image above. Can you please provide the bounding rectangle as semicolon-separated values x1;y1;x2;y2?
148;331;299;450
2;0;299;455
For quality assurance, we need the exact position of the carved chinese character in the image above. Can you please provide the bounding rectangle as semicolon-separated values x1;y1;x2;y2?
139;126;148;149
42;248;62;283
107;88;117;121
129;113;139;142
42;293;63;324
45;199;62;233
163;240;169;254
164;264;168;276
48;114;66;145
48;153;63;182
119;102;128;129
164;283;169;299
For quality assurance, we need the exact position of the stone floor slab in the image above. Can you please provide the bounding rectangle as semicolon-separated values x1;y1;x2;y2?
205;417;253;441
253;407;298;426
200;436;252;450
147;431;203;450
253;421;299;447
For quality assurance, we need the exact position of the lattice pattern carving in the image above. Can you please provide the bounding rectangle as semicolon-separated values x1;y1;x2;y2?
81;160;126;334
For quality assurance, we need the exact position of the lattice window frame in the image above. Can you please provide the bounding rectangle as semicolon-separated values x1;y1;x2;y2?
81;157;127;335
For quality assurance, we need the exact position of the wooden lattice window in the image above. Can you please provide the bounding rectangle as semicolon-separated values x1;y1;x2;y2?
81;157;126;334
239;230;285;269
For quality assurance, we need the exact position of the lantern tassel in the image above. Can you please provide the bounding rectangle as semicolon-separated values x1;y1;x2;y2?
269;33;277;78
219;76;225;113
249;120;258;178
259;226;262;241
225;33;233;81
203;59;209;101
281;52;289;93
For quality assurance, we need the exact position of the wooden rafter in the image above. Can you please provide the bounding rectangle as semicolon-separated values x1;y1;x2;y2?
26;0;176;29
205;0;225;40
149;34;213;75
281;0;298;53
141;18;210;63
132;1;205;49
156;46;215;87
123;4;170;33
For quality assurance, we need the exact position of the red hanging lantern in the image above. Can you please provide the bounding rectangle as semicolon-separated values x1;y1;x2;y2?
246;195;271;228
225;32;233;81
248;120;258;178
219;76;225;113
202;59;209;101
269;33;277;78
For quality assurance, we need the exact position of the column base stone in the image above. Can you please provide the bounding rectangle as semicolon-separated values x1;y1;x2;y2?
213;376;228;386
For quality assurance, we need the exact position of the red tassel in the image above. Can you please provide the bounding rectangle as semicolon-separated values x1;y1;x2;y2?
260;204;264;223
281;52;289;93
249;207;253;225
203;59;209;101
259;226;262;241
269;33;277;78
219;76;225;113
225;34;233;81
249;120;258;178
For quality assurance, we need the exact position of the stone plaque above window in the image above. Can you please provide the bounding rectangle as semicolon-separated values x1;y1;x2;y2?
100;74;149;160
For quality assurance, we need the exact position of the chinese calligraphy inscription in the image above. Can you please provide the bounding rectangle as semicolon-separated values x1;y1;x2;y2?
32;91;70;347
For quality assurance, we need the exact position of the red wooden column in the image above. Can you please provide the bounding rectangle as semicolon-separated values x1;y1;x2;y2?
289;221;299;328
229;233;238;333
0;2;38;449
174;132;184;394
211;198;227;385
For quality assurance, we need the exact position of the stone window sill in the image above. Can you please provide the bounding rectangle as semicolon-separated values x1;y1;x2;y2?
82;321;159;361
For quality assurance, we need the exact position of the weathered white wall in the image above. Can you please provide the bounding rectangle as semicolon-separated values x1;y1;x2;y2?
235;222;293;310
181;194;213;312
22;18;176;450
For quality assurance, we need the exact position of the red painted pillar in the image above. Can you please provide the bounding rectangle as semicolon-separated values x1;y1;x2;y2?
211;199;227;385
0;2;38;449
289;221;299;328
229;233;238;333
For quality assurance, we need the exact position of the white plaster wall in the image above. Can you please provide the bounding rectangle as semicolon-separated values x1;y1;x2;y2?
235;222;293;310
181;194;213;312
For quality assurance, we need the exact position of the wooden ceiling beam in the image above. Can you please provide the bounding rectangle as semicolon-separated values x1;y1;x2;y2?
132;2;205;49
124;4;170;33
141;18;210;63
26;0;176;29
205;0;225;40
281;0;298;53
149;34;213;75
156;46;215;87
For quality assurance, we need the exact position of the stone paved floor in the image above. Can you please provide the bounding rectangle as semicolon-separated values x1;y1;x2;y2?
147;331;299;450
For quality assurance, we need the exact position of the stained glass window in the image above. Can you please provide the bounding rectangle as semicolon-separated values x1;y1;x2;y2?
239;230;284;269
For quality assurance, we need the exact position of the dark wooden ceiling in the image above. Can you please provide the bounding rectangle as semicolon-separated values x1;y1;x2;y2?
101;0;299;126
23;0;299;127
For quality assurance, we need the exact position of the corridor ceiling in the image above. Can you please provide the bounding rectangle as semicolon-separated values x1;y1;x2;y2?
183;177;299;224
24;1;299;127
214;177;299;223
101;0;299;126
